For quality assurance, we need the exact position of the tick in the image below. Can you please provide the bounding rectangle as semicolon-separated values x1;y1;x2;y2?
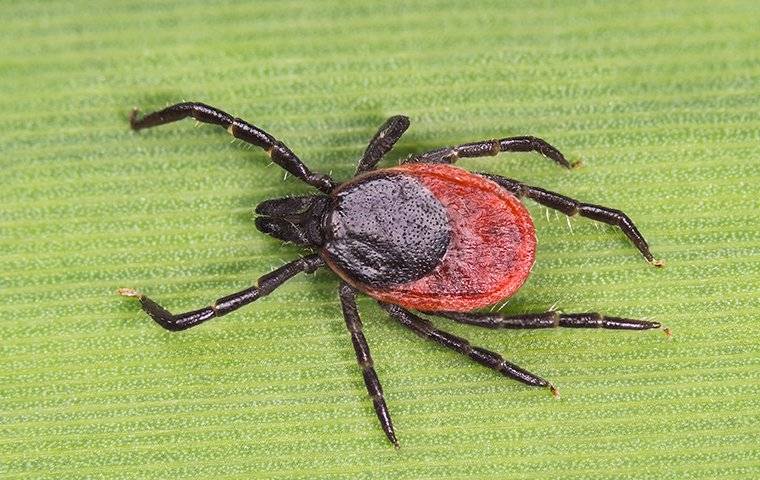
120;102;667;447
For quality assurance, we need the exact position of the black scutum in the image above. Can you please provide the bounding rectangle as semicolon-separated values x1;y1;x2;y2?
324;172;451;287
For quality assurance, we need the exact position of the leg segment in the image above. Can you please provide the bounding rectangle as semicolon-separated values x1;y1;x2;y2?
118;255;324;331
406;135;574;169
130;102;337;193
429;310;665;333
339;283;398;447
356;115;410;174
379;302;557;395
482;173;662;266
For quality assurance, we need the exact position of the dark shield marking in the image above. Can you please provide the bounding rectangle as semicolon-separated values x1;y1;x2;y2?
324;172;451;287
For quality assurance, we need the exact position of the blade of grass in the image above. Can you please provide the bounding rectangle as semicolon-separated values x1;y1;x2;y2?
2;1;759;479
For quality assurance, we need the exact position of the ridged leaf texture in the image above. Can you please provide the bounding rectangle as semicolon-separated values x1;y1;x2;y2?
2;1;759;478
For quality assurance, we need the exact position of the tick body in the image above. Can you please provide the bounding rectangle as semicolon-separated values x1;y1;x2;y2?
324;163;536;312
121;102;666;447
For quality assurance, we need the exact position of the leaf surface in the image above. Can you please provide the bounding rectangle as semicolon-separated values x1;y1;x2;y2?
2;1;759;478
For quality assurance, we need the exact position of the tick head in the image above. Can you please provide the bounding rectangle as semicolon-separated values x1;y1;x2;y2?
254;194;331;247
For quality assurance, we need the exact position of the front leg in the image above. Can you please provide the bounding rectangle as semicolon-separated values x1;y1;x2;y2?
355;115;410;174
406;136;575;169
130;102;337;193
118;255;324;331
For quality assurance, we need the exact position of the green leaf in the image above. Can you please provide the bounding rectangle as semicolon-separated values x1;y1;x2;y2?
2;1;759;478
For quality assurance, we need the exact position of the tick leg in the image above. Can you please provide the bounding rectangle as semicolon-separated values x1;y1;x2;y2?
482;173;662;266
428;310;667;334
406;136;574;169
130;102;336;193
379;302;557;395
355;116;411;174
340;284;398;447
118;255;324;331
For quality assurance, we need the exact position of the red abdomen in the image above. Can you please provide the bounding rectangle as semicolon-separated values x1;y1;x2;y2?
323;163;536;312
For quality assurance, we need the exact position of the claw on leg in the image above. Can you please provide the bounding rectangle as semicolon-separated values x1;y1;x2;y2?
128;107;140;128
117;287;142;298
549;384;561;399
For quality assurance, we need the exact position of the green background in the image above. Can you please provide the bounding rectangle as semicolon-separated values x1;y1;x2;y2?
2;1;759;478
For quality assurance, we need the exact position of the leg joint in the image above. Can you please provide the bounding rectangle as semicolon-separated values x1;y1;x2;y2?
550;310;561;327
